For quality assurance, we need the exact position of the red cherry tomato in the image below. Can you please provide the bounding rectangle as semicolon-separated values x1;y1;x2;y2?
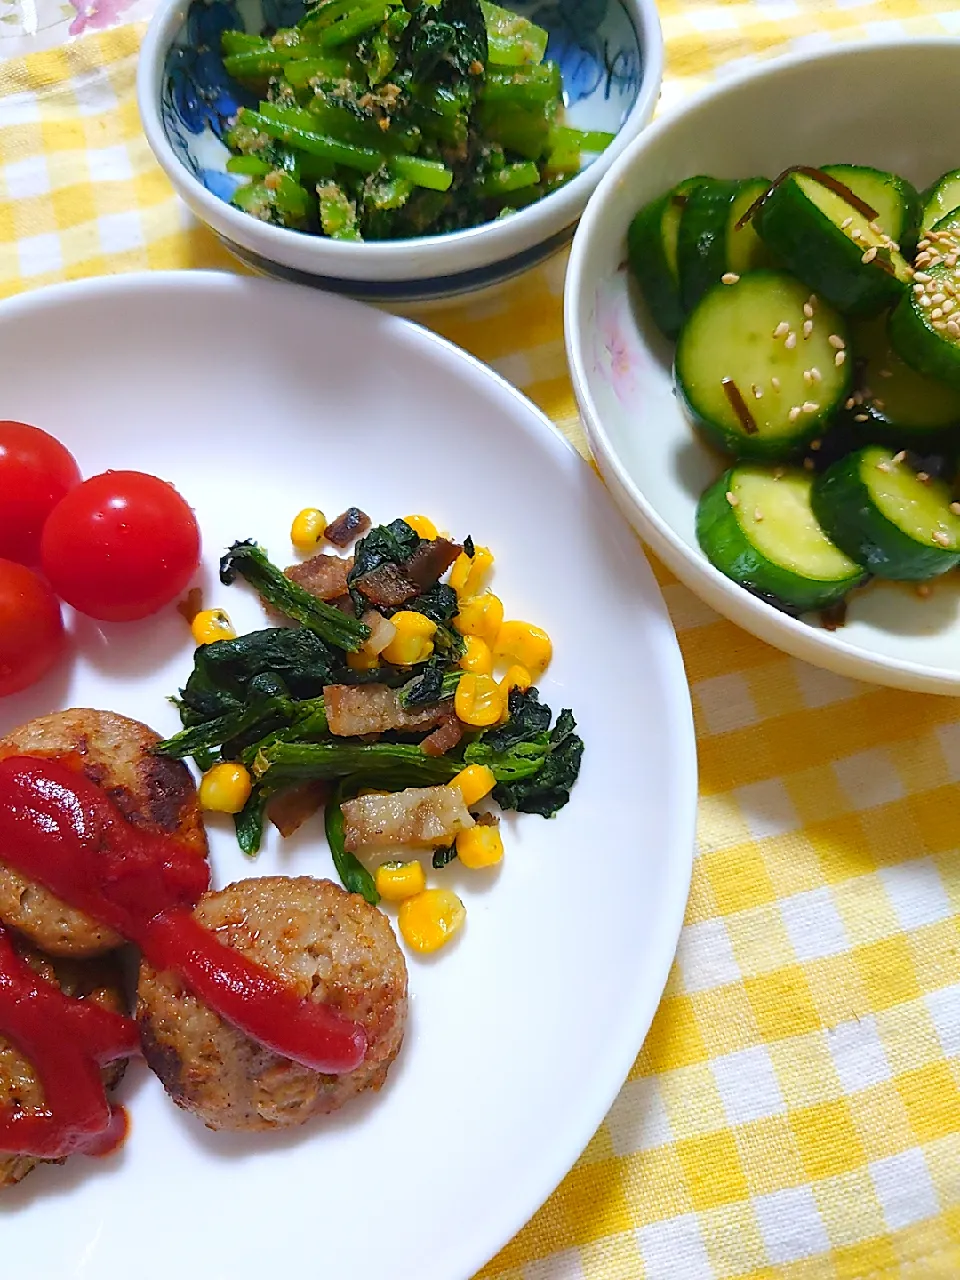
41;471;201;622
0;422;81;565
0;559;65;696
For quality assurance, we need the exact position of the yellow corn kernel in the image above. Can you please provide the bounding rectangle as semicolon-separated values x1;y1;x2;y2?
346;647;380;672
403;514;438;540
449;545;494;597
448;763;496;806
454;592;504;644
455;673;504;727
191;608;236;646
494;620;553;678
381;611;437;665
199;762;253;814
375;860;426;902
459;634;493;676
398;888;466;954
290;507;327;552
456;824;504;870
501;663;532;695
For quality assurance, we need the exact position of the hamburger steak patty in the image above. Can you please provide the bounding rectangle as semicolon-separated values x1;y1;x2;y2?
0;943;129;1189
0;709;208;957
136;876;408;1131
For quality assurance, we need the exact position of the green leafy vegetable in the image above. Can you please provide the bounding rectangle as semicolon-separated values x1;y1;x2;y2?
255;740;461;788
235;789;267;857
433;842;458;868
325;783;379;904
397;666;462;708
402;0;487;83
220;541;370;651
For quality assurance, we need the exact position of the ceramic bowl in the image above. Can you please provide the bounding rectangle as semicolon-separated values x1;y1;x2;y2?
566;37;960;696
138;0;663;302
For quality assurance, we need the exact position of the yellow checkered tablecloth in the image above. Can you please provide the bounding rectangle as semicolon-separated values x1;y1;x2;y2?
2;4;960;1277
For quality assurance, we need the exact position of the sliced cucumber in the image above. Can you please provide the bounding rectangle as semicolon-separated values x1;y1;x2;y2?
677;176;772;310
839;313;960;449
821;164;920;256
697;465;866;612
920;169;960;232
812;445;960;579
755;168;913;317
888;215;960;388
675;270;851;459
627;176;708;340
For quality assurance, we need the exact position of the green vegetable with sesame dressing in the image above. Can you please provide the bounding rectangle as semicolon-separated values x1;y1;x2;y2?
217;0;615;240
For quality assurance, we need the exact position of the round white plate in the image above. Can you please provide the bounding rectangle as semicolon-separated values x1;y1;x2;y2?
0;273;696;1280
566;37;960;695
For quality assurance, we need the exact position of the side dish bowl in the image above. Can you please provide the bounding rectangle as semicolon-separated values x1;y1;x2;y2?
566;37;960;695
138;0;663;302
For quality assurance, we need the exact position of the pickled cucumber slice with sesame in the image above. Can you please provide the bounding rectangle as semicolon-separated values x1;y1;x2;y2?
675;270;851;460
697;465;866;613
837;313;960;450
677;176;773;311
627;176;709;340
820;165;920;257
888;214;960;389
755;168;913;317
812;445;960;579
920;170;960;233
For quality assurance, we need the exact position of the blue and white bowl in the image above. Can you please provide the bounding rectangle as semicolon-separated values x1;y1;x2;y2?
138;0;663;301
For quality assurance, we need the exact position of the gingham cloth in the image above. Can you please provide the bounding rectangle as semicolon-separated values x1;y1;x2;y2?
2;5;960;1278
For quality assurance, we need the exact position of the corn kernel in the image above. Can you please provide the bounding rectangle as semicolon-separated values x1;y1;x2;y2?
398;888;465;954
456;824;504;870
455;673;504;727
191;608;236;646
381;611;437;665
501;664;532;695
494;620;552;678
448;763;496;806
449;545;494;597
375;860;426;902
403;514;438;540
199;762;252;814
346;647;380;672
290;507;327;552
459;634;493;676
454;592;504;644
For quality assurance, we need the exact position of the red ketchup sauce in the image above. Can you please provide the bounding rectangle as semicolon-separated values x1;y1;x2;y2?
0;756;367;1160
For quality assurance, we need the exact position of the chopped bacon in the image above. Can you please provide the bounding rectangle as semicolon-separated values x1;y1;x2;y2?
324;508;370;547
353;562;419;608
284;553;353;601
323;684;450;737
406;538;461;589
420;714;463;757
341;785;474;852
266;781;328;838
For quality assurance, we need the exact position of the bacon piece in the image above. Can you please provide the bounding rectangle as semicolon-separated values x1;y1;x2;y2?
341;786;474;852
266;781;328;838
284;553;353;601
353;562;419;608
420;714;463;757
406;538;461;589
324;508;370;548
323;684;450;737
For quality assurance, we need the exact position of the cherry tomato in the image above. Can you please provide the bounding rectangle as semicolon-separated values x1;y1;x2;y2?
41;471;201;622
0;422;81;565
0;559;65;696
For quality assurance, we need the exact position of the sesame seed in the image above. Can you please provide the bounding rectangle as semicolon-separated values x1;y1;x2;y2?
841;216;853;229
852;228;864;242
948;320;960;337
725;491;739;507
916;254;932;267
935;320;948;331
771;376;781;391
932;293;947;305
785;332;797;349
844;397;856;410
914;271;932;283
853;391;864;405
943;299;955;314
917;471;931;485
803;302;814;318
950;502;960;515
932;530;951;547
932;308;944;320
721;272;740;284
754;508;764;522
879;368;893;377
752;383;763;399
916;583;932;597
803;319;814;339
802;401;820;414
773;321;789;338
807;295;818;311
810;366;822;382
803;457;815;471
803;370;813;386
861;247;878;264
788;406;801;422
947;254;958;268
854;413;869;422
810;437;822;449
828;334;845;349
930;256;943;268
893;451;907;463
835;351;846;367
918;238;932;250
873;398;885;410
919;294;933;308
876;461;892;473
869;220;881;233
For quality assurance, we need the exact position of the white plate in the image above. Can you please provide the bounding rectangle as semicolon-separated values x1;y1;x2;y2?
0;273;696;1280
566;37;960;695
